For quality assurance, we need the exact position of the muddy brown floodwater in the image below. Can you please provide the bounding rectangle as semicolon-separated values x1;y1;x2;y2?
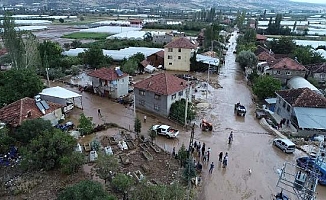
56;30;326;200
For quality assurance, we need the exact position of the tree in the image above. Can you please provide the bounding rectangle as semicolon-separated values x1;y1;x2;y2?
80;47;112;68
0;127;15;154
71;40;82;48
14;118;54;144
252;76;282;99
77;113;95;135
243;29;256;43
0;69;43;107
148;127;157;144
169;99;196;125
183;158;196;181
269;37;296;54
60;151;84;175
121;58;138;75
19;129;76;171
23;32;41;69
95;152;119;183
111;173;134;193
57;180;116;200
134;118;141;136
0;13;25;68
59;18;64;23
177;144;188;167
235;51;258;70
293;46;325;65
143;32;153;42
38;40;63;69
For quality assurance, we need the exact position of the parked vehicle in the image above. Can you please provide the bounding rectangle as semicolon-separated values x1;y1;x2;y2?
273;138;296;153
255;109;268;119
234;103;246;117
152;125;179;138
296;157;326;185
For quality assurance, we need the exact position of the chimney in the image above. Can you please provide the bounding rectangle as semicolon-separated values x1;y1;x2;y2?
148;81;152;87
27;110;32;118
180;82;183;86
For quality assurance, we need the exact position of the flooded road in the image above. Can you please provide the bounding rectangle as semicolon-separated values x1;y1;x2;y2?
59;30;326;199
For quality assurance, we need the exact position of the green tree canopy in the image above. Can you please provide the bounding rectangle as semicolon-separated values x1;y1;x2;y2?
57;180;116;200
19;129;76;171
0;127;15;154
293;46;325;65
134;118;141;135
38;40;63;69
60;151;85;175
95;152;119;182
111;173;134;193
79;47;112;69
14;118;54;144
169;99;195;125
252;76;282;99
121;58;138;75
77;113;95;135
0;69;43;107
0;13;25;68
269;37;296;54
235;51;258;70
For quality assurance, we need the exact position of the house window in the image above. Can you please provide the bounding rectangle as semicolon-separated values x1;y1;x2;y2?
154;104;160;110
154;94;161;100
283;101;286;108
139;90;145;96
286;71;291;75
140;100;145;106
168;55;172;59
178;56;181;59
171;94;176;100
179;91;183;96
321;74;325;79
277;70;281;75
178;48;181;52
287;105;290;112
168;48;173;52
169;63;172;65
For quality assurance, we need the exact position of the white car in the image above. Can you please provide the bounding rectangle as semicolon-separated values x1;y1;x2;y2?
273;138;295;153
152;125;179;138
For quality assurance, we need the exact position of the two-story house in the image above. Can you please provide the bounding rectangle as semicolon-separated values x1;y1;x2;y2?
164;37;197;72
305;62;326;84
133;73;191;117
275;88;326;136
265;57;308;84
152;33;173;45
146;50;164;68
88;67;129;99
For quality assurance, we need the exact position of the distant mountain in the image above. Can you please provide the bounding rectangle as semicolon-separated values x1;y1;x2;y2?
2;0;326;11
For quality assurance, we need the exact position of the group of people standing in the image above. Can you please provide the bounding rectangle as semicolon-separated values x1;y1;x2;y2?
192;141;211;163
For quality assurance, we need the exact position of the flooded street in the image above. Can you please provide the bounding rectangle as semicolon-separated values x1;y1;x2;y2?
57;30;326;199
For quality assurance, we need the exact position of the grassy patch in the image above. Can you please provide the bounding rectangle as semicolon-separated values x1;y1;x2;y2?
62;32;111;40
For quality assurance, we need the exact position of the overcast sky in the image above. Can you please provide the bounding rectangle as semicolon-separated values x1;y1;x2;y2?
290;0;326;4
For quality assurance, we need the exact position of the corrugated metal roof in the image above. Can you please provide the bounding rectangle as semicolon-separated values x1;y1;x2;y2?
265;98;276;104
294;107;326;129
196;54;219;66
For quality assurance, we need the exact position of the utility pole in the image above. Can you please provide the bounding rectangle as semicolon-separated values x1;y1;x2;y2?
45;67;50;87
133;93;136;116
206;62;210;99
184;82;190;126
186;124;195;200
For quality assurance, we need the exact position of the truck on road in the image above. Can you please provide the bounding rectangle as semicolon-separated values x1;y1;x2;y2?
152;125;179;138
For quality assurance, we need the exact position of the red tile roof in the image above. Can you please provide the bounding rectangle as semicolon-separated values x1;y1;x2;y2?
88;67;128;81
270;57;307;71
258;51;276;62
164;37;196;49
140;60;150;67
254;45;273;56
0;97;63;127
305;62;326;73
256;34;267;40
276;88;326;108
148;50;164;59
133;73;188;95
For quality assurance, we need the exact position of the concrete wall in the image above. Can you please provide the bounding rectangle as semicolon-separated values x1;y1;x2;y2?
266;69;306;84
164;47;192;71
134;87;191;117
91;76;129;99
275;95;293;122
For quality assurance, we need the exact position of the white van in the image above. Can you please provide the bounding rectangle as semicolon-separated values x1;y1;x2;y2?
273;138;296;153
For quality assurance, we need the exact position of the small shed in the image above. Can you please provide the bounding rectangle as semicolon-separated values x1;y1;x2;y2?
39;86;83;112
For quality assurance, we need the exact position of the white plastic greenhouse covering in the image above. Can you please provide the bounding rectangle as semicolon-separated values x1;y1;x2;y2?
287;76;322;95
63;47;163;61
